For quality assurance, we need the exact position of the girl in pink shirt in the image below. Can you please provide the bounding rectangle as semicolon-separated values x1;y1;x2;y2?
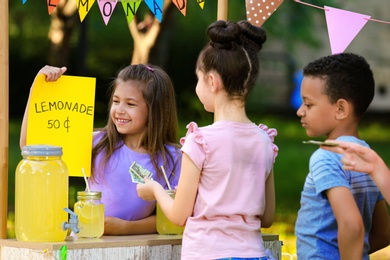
137;20;278;260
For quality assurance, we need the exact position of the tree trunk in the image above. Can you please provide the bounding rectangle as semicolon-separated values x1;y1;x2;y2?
129;0;172;65
47;0;78;67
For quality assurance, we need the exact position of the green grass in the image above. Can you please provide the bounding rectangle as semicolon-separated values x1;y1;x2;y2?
6;115;390;238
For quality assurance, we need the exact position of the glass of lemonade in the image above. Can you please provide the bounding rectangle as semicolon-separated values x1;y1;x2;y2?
156;190;184;235
74;191;104;238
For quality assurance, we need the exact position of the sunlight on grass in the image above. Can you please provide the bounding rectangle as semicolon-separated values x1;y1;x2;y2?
263;222;296;258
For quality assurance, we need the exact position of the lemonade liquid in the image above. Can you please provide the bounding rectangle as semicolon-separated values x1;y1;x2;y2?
74;191;104;238
15;145;68;242
156;190;184;235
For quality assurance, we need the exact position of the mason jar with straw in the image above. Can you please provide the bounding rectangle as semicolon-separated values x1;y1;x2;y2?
73;168;104;238
156;166;184;235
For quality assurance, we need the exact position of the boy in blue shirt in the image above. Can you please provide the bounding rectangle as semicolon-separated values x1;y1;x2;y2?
295;53;390;259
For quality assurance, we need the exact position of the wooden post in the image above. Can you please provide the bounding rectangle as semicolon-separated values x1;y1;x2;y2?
0;0;9;239
217;0;228;21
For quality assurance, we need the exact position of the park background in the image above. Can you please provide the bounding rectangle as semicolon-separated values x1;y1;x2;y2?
6;0;390;258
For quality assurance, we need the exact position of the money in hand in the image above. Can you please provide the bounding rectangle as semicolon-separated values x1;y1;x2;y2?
129;161;153;184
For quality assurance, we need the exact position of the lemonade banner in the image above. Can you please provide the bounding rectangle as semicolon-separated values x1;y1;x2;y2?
26;75;96;177
24;0;390;55
28;0;283;26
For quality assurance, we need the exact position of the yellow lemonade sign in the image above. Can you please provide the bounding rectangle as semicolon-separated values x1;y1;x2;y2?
27;74;96;177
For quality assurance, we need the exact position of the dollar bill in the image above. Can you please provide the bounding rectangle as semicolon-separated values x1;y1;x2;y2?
129;161;153;184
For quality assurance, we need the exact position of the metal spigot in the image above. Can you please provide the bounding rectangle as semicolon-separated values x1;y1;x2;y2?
62;208;80;234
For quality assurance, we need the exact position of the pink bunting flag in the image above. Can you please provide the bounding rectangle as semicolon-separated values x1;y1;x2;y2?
246;0;284;26
98;0;118;25
172;0;187;16
47;0;61;14
324;6;370;54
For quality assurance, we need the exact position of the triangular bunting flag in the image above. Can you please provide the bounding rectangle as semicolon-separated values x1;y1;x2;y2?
47;0;61;14
98;0;118;25
144;0;164;22
246;0;284;26
325;6;370;54
197;0;205;9
77;0;96;22
121;0;142;24
173;0;187;16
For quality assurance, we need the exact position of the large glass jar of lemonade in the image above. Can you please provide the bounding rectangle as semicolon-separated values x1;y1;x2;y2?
74;191;104;238
15;145;68;242
156;190;184;235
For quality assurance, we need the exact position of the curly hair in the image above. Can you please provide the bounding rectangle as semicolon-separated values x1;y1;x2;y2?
303;53;375;118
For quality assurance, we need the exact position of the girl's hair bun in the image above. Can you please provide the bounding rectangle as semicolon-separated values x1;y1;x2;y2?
237;20;267;52
207;20;242;50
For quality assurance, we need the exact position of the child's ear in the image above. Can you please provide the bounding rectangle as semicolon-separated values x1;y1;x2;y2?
335;99;350;119
209;72;222;93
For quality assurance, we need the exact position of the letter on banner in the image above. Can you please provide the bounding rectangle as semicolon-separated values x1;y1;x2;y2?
121;0;142;24
144;0;163;22
172;0;187;16
77;0;96;22
98;0;118;25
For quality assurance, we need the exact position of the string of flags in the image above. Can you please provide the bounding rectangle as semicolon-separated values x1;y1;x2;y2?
294;0;390;54
28;0;389;54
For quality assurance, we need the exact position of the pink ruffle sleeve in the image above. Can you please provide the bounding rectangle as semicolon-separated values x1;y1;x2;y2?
180;122;210;163
259;123;279;163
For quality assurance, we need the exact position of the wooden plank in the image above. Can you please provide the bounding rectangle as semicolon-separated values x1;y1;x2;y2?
0;233;282;259
0;0;9;240
217;0;228;20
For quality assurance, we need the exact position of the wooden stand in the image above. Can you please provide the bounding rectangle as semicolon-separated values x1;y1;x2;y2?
0;233;281;259
0;0;9;240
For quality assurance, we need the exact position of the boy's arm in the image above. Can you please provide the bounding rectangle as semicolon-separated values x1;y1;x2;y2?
322;141;390;204
327;186;364;260
368;200;390;254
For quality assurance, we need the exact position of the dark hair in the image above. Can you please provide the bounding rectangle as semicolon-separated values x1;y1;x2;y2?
303;53;375;118
196;20;267;100
91;64;179;180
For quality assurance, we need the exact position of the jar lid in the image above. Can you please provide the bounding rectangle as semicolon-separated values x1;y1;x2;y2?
21;145;63;156
77;191;102;199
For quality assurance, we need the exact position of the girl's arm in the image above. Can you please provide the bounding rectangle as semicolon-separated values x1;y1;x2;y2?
327;186;364;260
368;200;390;254
137;152;200;226
20;66;67;149
261;168;275;228
103;215;157;235
322;140;390;204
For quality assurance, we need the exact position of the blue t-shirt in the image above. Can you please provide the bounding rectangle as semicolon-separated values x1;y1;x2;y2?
295;136;383;260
